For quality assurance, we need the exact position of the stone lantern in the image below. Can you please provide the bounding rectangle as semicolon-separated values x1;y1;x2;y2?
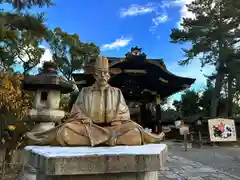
22;62;75;133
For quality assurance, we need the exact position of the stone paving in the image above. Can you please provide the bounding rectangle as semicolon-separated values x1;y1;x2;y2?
159;155;240;180
171;146;240;177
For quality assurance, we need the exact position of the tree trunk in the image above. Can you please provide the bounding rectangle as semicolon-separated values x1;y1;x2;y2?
227;74;234;117
211;72;224;117
211;3;225;118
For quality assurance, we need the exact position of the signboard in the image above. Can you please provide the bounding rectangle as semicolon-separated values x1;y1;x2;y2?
208;118;237;142
180;126;189;135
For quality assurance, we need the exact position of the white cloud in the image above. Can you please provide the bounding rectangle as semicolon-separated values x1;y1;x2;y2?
149;14;168;35
119;0;196;36
39;45;53;67
120;3;155;18
100;37;132;51
149;0;195;33
153;14;168;25
171;0;195;28
120;2;170;37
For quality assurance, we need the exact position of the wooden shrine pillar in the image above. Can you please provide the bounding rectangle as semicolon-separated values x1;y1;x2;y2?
155;94;162;134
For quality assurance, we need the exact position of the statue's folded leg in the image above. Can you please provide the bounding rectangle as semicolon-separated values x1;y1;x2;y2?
115;127;142;146
114;128;165;145
142;131;165;144
106;122;143;146
56;121;110;146
56;122;91;146
106;120;165;146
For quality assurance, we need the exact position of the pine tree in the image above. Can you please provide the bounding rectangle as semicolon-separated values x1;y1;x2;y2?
170;0;240;117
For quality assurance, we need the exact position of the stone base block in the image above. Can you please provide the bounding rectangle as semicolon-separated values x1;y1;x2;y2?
22;144;168;180
36;171;158;180
29;109;65;122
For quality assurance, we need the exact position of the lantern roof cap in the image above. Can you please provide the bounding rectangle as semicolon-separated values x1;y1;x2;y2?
22;62;75;94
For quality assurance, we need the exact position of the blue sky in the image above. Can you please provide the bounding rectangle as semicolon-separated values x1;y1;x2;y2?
5;0;215;105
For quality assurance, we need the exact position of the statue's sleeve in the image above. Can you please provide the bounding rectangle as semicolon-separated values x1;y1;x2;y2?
113;89;131;121
69;88;90;121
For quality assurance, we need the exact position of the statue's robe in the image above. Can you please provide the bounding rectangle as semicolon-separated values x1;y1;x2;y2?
27;84;164;146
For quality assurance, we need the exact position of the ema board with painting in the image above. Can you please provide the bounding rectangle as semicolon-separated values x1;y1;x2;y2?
208;118;237;142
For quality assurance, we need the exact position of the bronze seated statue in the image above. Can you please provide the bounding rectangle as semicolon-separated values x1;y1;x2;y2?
27;56;165;146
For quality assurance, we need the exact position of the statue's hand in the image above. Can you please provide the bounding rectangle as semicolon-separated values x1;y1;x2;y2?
82;119;92;125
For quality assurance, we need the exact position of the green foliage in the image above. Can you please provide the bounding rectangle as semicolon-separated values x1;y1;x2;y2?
0;0;50;71
172;90;199;117
170;0;240;117
172;100;181;112
0;72;33;120
59;94;71;112
0;0;51;41
1;30;45;73
1;0;54;10
198;87;214;116
0;12;47;41
172;81;240;117
232;101;240;116
0;0;55;161
46;28;100;80
170;0;240;67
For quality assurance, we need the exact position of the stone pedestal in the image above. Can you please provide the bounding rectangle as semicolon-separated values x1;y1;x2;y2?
22;144;168;180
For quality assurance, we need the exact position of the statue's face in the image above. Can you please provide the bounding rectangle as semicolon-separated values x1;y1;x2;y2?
94;69;110;86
